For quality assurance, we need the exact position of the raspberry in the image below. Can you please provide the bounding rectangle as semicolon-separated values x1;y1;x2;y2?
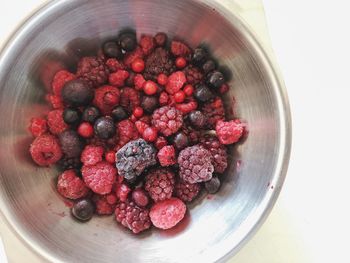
115;201;151;234
152;106;183;136
182;65;203;85
135;120;149;135
134;74;146;90
175;180;201;202
51;70;76;96
57;156;82;170
175;101;198;115
109;70;129;87
93;85;120;114
144;48;175;80
57;170;89;199
80;145;104;166
120;87;141;113
93;193;117;215
115;183;131;202
30;134;62;166
201;97;225;128
82;161;117;194
105;58;125;72
145;168;175;202
116;139;157;182
47;109;68;135
46;94;64;109
165;71;186;95
123;46;144;68
157;145;176;166
116;120;139;148
170;40;191;58
159;92;169;106
178;145;214;183
200;134;228;173
29;117;48;137
76;56;109;88
139;35;156;55
215;119;244;145
149;198;186;230
142;127;158;142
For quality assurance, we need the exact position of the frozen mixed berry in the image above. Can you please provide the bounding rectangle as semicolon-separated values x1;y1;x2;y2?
216;119;244;145
175;101;198;115
145;168;175;202
57;170;89;199
134;74;146;90
103;41;123;59
201;97;225;129
59;130;84;158
175;57;187;69
47;109;68;135
182;65;203;85
200;134;228;173
188;110;207;129
115;183;131;202
115;201;151;234
144;47;174;80
105;150;116;164
29;117;48;137
93;193;118;215
80;145;104;166
52;70;76;96
120;87;141;113
175;180;201;202
170;40;191;58
152;106;183;136
123;46;144;68
131;58;145;73
57;156;82;170
78;122;94;138
133;106;144;118
172;132;189;150
132;188;149;207
63;108;81;125
142;127;158;142
194;84;214;103
72;198;94;221
157;145;176;167
119;32;137;52
116;139;157;182
111;106;128;121
154;32;167;47
115;119;139;148
82;161;117;194
178;145;214;184
93;85;120;114
174;91;186;103
135;120;149;135
183;84;194;96
202;60;216;74
149;198;186;229
165;71;186;95
192;48;208;66
140;35;156;55
46;94;64;109
143;80;158;95
206;70;225;89
94;117;116;139
30;134;62;166
61;79;94;107
159;91;169;106
204;176;221;194
82;106;100;123
76;56;109;88
141;95;158;113
109;70;129;88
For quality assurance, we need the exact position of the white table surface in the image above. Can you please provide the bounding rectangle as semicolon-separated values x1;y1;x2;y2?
1;0;350;262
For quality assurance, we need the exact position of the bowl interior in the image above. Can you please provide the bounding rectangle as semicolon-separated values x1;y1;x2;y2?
0;0;290;262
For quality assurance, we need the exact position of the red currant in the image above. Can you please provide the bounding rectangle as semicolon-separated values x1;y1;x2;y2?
142;127;158;142
157;73;168;86
175;57;187;69
143;80;158;95
77;122;94;138
131;58;145;73
174;90;186;103
105;150;116;164
133;107;144;118
183;84;194;96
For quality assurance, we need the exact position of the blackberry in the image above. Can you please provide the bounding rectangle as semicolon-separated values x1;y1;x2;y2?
182;65;203;85
175;180;201;202
145;168;175;202
57;156;82;170
201;97;225;129
144;48;175;80
76;56;109;88
200;134;228;173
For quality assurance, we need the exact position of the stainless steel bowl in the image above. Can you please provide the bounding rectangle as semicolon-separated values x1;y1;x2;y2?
0;0;291;262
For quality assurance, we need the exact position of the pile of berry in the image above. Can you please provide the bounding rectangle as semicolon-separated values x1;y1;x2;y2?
28;31;245;234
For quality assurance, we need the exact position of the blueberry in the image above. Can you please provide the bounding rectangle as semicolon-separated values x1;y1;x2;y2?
194;84;215;102
204;177;221;194
72;199;94;221
173;132;189;150
59;130;84;158
202;60;216;74
119;33;137;52
94;116;116;139
111;106;128;121
61;79;94;107
63;108;81;125
82;106;100;123
188;111;207;129
103;41;123;59
206;70;225;89
192;48;207;66
141;96;159;113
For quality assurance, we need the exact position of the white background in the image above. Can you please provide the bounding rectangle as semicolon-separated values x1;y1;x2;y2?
1;0;350;262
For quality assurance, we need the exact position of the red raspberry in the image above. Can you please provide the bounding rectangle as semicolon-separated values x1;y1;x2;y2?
139;115;152;125
157;145;176;166
143;80;158;95
145;168;175;202
116;119;139;148
30;134;62;166
109;70;129;87
82;161;117;194
57;170;89;200
76;56;109;88
201;97;225;128
51;70;76;96
182;65;203;85
46;94;64;109
219;83;230;94
154;32;167;47
149;198;186;230
133;106;144;118
170;40;191;58
140;35;156;55
115;183;131;202
175;101;198;114
183;84;194;96
80;145;104;166
105;150;116;164
157;73;168;86
200;134;228;173
142;127;158;142
115;201;151;234
165;71;186;95
178;145;214;184
93;193;117;215
132;188;149;207
175;180;201;202
120;87;141;113
29;117;48;137
123;46;144;68
93;85;120;114
215;119;244;145
174;91;186;103
152;106;183;136
134;74;146;90
135;120;149;135
159;91;169;106
155;136;167;150
175;57;187;69
78;122;94;138
105;58;125;73
47;109;68;135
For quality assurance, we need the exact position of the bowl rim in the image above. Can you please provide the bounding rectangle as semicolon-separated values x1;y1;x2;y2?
0;0;292;262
